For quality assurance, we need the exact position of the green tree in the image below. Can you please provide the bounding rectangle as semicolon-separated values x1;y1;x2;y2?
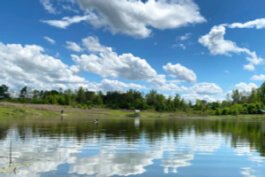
0;84;10;99
146;90;158;108
259;82;265;105
248;89;260;103
231;90;241;104
76;87;86;104
19;86;28;99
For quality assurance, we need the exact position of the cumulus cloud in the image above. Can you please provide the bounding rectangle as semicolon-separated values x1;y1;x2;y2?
199;25;263;71
0;42;89;90
199;25;243;55
98;79;144;92
251;74;265;81
0;41;147;93
181;82;224;102
192;82;223;95
66;41;82;52
0;39;192;94
182;93;224;103
234;82;257;95
43;36;56;45
72;36;157;80
163;63;197;82
157;83;188;93
43;0;205;38
67;36;192;93
149;75;188;92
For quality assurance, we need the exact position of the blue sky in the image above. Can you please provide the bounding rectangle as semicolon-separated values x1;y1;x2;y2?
1;0;265;101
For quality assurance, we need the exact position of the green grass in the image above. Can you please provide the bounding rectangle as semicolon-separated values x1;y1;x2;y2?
0;105;58;120
0;104;176;121
1;103;265;121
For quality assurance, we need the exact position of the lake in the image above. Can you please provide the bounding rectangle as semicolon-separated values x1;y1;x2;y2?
0;116;265;177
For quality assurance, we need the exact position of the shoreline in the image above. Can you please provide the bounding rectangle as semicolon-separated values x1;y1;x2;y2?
1;102;265;120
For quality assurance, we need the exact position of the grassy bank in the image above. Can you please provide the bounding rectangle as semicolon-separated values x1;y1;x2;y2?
0;103;59;120
0;102;189;120
1;102;265;120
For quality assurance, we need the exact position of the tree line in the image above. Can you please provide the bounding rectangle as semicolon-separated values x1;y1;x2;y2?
1;83;265;115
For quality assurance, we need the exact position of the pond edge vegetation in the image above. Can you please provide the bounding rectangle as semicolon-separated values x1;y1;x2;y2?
1;83;265;116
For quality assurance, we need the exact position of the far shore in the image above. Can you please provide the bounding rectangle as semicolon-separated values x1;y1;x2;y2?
1;102;265;120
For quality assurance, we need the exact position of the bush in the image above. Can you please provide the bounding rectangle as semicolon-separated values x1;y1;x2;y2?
221;108;229;115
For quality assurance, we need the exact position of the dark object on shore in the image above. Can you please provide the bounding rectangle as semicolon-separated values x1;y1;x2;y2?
60;109;64;121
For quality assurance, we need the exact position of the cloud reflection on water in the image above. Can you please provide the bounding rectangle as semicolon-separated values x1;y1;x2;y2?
0;128;264;177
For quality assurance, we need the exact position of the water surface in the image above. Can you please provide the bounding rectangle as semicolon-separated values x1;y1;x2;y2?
0;116;265;177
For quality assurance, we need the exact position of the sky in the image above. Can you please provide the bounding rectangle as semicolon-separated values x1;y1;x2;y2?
1;0;265;102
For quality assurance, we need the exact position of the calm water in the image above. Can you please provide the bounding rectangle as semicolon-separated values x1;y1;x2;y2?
0;116;265;177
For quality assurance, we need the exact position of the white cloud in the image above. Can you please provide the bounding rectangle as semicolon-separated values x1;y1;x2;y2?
234;82;257;94
98;79;144;92
243;64;255;71
143;74;187;93
66;41;82;52
241;167;257;177
72;36;157;80
199;25;263;71
0;40;188;94
40;0;57;14
44;0;205;38
182;93;224;103
163;63;197;82
179;33;192;41
0;40;147;92
251;74;265;81
192;82;223;95
43;36;56;45
172;43;186;50
199;25;243;55
229;18;265;29
82;36;108;53
69;65;80;73
0;42;90;90
40;0;80;14
0;41;146;93
41;15;89;29
172;33;192;50
70;36;190;93
158;83;188;93
181;82;224;102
